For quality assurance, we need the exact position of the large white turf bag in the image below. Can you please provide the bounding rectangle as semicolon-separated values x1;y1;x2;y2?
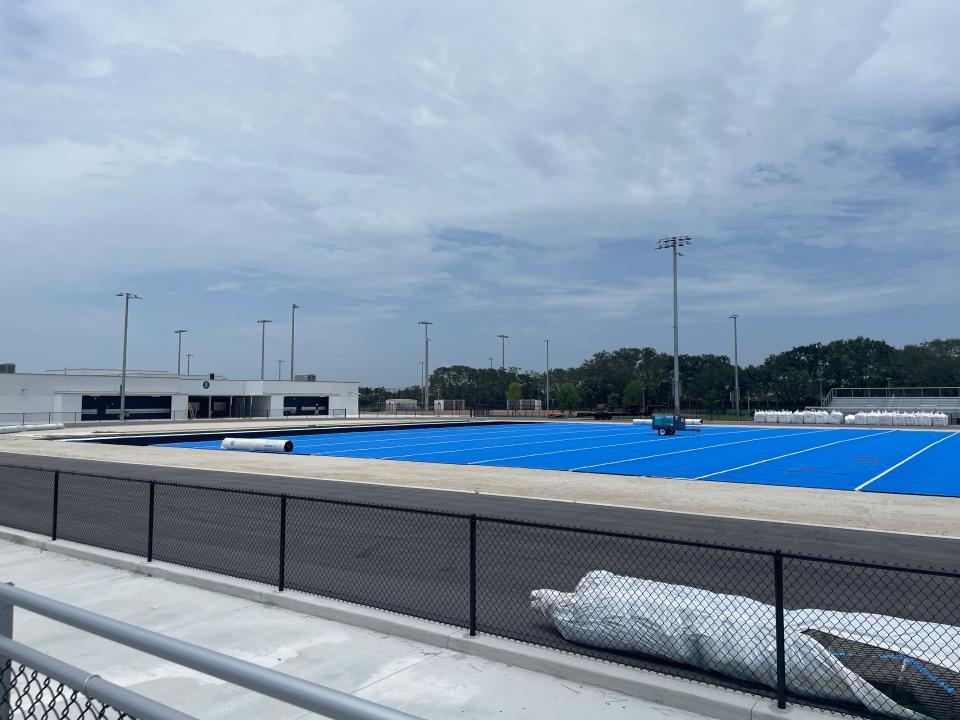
221;437;294;453
532;570;959;719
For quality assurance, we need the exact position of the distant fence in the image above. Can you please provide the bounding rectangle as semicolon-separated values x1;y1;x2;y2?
0;408;351;426
1;462;958;720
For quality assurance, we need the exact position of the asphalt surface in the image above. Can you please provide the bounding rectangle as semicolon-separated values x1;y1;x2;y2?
2;451;959;570
2;451;959;717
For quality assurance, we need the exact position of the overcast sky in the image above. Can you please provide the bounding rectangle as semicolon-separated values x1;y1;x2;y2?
2;1;958;386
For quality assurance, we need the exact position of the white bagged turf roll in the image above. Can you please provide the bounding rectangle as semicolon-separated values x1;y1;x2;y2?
0;423;66;434
844;414;856;425
829;411;845;425
632;418;653;425
933;412;949;427
221;437;294;453
918;412;934;427
532;570;960;719
754;411;765;423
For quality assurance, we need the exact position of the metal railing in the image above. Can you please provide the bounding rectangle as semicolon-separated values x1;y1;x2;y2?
0;409;353;426
0;583;419;720
1;462;958;720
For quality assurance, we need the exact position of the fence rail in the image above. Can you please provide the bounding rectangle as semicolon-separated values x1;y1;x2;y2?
1;462;958;720
0;583;420;720
0;409;352;426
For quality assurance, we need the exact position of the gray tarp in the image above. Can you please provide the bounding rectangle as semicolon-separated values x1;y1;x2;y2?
531;571;959;719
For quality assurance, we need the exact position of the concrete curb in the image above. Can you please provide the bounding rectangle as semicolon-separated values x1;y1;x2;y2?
0;526;829;720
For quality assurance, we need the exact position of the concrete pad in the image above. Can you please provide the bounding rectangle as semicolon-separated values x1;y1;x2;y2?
356;650;693;719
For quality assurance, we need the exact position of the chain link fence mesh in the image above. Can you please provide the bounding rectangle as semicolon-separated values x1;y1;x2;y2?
285;499;470;624
0;466;54;536
1;461;959;720
1;659;136;720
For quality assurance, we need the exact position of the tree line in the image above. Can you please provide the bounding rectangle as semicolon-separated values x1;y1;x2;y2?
360;337;960;412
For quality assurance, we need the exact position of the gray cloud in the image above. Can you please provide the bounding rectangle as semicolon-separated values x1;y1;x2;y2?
1;0;958;381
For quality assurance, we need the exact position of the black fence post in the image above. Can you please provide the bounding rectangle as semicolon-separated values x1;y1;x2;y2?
147;482;155;562
50;471;60;541
469;515;477;636
773;551;787;709
278;496;288;592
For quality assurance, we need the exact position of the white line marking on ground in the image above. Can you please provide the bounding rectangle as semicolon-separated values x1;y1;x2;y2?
854;431;960;491
297;430;628;452
472;428;769;466
570;429;835;472
694;430;898;480
291;423;589;452
380;428;644;460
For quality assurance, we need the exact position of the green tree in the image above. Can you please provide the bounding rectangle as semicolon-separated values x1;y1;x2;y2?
556;382;580;415
606;392;619;410
506;381;523;407
622;379;646;410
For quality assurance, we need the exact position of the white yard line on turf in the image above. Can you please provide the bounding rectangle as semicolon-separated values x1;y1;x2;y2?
854;431;960;492
470;428;769;466
694;429;898;480
294;430;610;452
570;429;835;472
380;428;646;460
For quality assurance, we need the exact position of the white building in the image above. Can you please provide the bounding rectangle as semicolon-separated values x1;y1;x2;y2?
0;369;359;423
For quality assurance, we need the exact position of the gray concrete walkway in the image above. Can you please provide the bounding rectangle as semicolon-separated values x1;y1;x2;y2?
0;538;715;720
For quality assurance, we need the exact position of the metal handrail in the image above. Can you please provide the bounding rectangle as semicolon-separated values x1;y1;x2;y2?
0;583;420;720
0;635;197;720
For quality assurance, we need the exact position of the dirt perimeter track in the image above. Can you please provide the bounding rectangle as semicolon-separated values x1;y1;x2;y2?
1;417;959;569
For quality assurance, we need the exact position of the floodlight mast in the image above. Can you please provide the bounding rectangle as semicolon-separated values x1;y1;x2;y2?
656;236;691;416
418;321;432;410
257;320;272;380
116;292;142;421
729;314;740;420
174;329;187;375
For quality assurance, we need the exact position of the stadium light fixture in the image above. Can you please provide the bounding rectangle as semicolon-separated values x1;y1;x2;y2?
729;315;740;420
544;339;550;414
174;330;187;375
656;236;692;416
289;304;299;381
257;320;273;380
419;321;433;409
115;292;141;421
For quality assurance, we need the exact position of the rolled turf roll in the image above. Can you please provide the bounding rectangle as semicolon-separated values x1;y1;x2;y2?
221;438;294;453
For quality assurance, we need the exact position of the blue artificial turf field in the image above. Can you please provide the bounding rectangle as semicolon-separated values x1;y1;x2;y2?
159;422;960;498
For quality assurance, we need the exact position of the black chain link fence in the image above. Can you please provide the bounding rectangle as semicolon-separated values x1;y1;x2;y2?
1;659;135;720
1;461;958;720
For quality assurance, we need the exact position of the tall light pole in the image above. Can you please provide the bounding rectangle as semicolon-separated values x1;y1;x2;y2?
257;320;272;380
729;315;740;420
174;329;187;375
656;236;691;416
289;303;299;380
544;339;550;414
186;354;194;375
115;292;141;421
277;359;285;380
498;335;509;369
418;321;432;409
488;357;494;370
419;361;425;391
